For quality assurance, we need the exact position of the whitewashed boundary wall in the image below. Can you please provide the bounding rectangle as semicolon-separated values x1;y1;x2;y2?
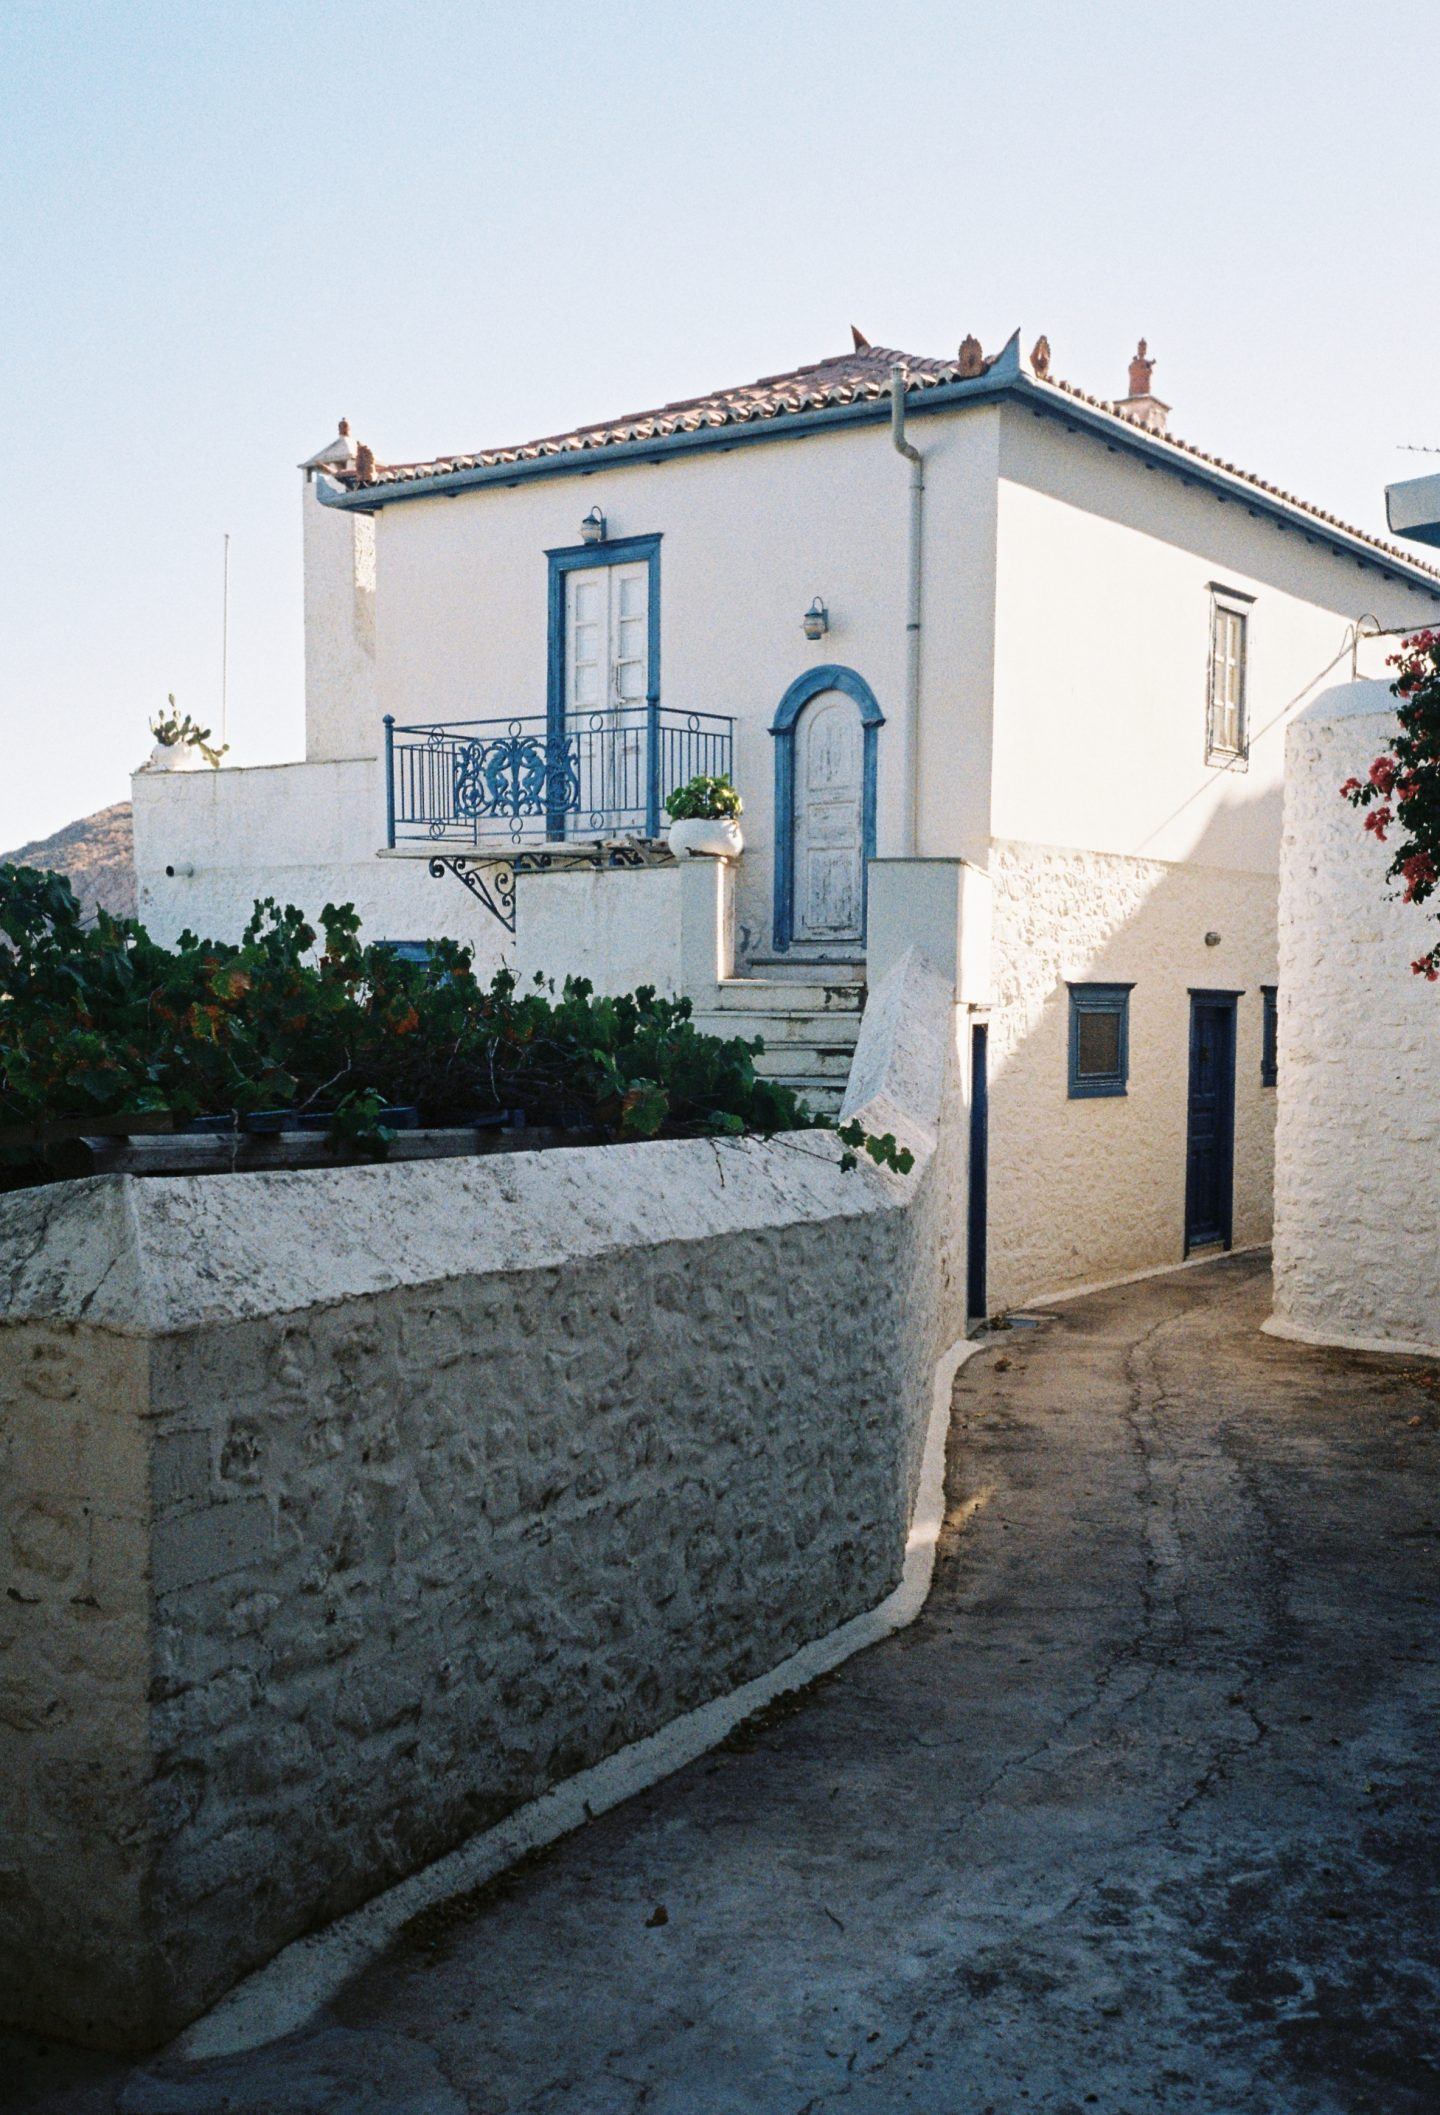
1269;682;1440;1356
131;759;512;974
0;950;964;2052
511;856;733;997
132;767;731;999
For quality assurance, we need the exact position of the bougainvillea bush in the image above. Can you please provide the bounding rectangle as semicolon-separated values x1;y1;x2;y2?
0;865;814;1157
1341;629;1440;980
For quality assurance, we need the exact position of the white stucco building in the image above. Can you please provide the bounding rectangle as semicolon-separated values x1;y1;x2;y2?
133;329;1440;1310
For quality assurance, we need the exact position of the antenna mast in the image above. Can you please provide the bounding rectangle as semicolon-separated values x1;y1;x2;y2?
220;533;231;748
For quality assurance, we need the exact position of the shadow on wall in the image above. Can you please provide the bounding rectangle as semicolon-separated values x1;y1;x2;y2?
982;787;1283;1311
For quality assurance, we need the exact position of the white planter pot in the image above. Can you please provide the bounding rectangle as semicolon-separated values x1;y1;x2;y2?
141;741;208;774
667;816;743;860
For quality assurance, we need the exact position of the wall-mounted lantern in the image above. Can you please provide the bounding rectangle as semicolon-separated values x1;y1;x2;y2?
580;506;607;546
803;596;830;640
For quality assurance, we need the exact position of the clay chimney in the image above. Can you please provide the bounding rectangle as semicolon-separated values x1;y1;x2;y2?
1115;338;1170;435
299;417;360;480
957;334;985;378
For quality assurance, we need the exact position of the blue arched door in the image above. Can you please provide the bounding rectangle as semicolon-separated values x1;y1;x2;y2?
771;666;883;955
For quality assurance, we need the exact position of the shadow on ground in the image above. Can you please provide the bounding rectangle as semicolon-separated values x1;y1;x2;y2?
9;1254;1440;2113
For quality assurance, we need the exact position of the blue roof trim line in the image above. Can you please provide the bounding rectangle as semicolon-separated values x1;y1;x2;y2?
316;369;1440;594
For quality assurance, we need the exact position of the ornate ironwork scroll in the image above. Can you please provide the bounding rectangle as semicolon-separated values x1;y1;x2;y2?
452;728;580;841
426;856;518;933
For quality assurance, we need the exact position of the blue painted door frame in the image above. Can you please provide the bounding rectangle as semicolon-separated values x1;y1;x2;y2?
546;535;662;838
1185;989;1241;1253
967;1021;989;1321
769;665;884;952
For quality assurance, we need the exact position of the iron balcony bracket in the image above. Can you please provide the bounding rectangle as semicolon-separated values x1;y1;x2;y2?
425;841;664;931
426;855;518;932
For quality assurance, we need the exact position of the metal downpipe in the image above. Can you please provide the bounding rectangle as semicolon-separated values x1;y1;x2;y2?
890;365;924;859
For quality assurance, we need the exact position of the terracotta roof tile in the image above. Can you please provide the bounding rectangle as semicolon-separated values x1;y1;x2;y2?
355;346;962;485
337;343;1440;582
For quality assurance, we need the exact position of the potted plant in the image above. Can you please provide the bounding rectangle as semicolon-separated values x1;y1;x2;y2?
141;697;228;774
665;773;744;858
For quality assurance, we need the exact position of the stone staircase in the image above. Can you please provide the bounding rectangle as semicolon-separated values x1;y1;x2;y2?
689;962;866;1120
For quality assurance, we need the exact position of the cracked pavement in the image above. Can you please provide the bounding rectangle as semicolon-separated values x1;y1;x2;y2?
9;1252;1440;2113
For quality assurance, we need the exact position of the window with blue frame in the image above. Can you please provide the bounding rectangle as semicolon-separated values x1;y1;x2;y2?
1067;983;1133;1098
1261;985;1278;1087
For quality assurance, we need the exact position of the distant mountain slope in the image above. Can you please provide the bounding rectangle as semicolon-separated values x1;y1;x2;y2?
2;801;136;920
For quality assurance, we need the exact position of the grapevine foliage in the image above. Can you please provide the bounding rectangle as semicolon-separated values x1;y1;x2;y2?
1341;629;1440;980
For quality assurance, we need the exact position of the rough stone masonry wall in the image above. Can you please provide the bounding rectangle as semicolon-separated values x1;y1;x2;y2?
0;951;963;2053
986;839;1278;1308
1271;683;1440;1354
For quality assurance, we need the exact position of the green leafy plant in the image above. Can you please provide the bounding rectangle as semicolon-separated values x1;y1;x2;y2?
149;694;228;768
664;773;742;823
0;870;917;1184
837;1119;915;1176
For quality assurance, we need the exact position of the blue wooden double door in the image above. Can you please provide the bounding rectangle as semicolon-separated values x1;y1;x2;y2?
1184;992;1238;1253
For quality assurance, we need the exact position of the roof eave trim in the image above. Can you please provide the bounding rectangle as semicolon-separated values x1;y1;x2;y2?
314;368;1017;514
1006;380;1440;593
316;373;1440;592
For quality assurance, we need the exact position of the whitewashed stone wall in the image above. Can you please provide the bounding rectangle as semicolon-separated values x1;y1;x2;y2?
1270;682;1440;1355
132;759;511;973
0;952;963;2052
986;839;1278;1307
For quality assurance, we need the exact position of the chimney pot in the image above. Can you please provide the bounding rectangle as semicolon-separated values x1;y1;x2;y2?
1116;337;1170;436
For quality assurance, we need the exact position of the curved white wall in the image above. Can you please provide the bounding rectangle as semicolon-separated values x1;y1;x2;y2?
1270;681;1440;1355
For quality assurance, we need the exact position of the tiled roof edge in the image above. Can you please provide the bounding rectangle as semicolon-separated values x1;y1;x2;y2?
318;356;1440;589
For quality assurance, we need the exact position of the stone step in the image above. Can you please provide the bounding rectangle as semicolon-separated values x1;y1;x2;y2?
767;1076;847;1119
742;956;867;982
691;1008;863;1047
712;978;866;1014
752;1044;855;1081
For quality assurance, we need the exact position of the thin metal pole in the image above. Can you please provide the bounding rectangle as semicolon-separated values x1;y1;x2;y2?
220;533;231;748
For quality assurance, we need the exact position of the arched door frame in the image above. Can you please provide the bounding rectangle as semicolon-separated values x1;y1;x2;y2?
770;665;885;953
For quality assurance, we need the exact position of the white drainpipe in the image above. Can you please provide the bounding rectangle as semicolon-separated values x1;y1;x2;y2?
890;364;924;857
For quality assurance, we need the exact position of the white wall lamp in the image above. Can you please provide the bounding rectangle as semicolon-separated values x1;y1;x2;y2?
580;506;607;546
803;596;829;640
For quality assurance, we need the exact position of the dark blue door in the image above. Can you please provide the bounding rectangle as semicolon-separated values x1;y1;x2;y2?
1185;996;1236;1252
967;1023;989;1320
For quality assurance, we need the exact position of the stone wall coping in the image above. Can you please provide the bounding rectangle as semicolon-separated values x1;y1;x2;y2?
1291;675;1395;727
0;949;950;1338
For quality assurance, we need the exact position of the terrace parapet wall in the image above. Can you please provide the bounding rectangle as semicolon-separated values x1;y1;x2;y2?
0;949;964;2052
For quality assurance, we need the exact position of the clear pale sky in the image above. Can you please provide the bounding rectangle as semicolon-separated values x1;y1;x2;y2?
2;0;1437;849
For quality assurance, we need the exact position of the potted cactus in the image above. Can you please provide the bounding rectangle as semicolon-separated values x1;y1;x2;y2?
141;697;228;774
664;773;744;859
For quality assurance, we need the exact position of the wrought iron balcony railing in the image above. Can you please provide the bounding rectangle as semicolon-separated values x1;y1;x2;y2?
383;707;735;848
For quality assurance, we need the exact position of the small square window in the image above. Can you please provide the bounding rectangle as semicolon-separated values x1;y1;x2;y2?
1068;983;1133;1098
375;940;434;966
1207;588;1252;764
1261;985;1278;1088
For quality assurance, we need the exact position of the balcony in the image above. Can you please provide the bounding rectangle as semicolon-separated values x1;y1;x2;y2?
383;707;735;849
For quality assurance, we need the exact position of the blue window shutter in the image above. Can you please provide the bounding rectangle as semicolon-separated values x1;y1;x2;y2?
1260;985;1278;1087
1067;982;1134;1099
